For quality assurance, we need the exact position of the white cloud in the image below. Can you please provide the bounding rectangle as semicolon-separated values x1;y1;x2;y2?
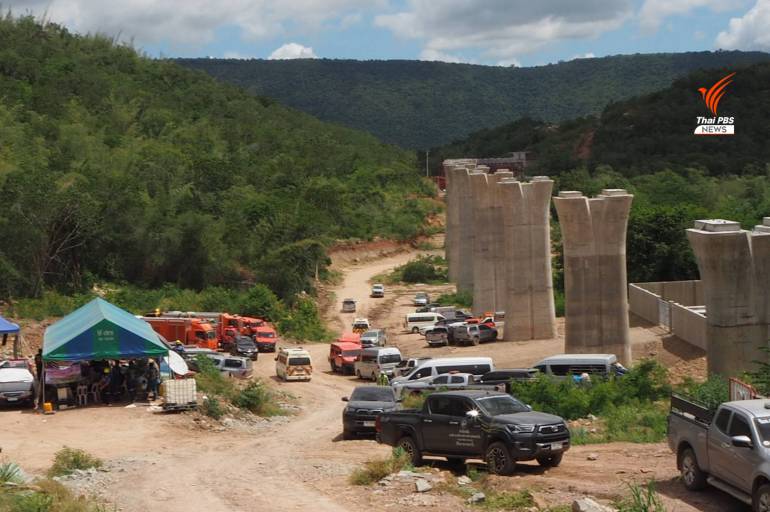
572;52;596;59
5;0;385;47
374;0;631;65
339;13;362;29
419;48;466;63
716;0;770;50
268;43;318;60
223;51;249;59
639;0;742;32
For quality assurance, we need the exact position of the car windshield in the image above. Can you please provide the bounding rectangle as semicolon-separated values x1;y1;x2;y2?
379;354;401;364
288;357;311;366
756;417;770;446
257;332;275;338
342;350;359;357
475;395;529;416
416;293;427;298
236;338;255;347
351;387;395;402
206;331;216;340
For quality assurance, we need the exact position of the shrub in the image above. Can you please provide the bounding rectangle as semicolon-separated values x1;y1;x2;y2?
0;462;24;484
436;290;472;308
677;375;729;409
615;481;666;512
47;447;103;477
480;490;534;510
350;447;411;485
400;256;447;283
200;396;224;420
401;391;429;410
194;355;236;400
0;476;108;511
233;381;281;416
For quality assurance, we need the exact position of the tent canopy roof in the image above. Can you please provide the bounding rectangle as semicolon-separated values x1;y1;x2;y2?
43;298;167;361
0;316;19;334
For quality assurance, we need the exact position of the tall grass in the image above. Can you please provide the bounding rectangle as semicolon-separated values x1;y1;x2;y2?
194;355;280;418
349;448;412;485
615;481;666;512
47;447;103;478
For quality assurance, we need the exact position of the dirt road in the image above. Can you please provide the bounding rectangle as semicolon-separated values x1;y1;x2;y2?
0;247;741;511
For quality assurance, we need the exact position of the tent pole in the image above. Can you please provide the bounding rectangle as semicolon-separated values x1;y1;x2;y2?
41;364;45;412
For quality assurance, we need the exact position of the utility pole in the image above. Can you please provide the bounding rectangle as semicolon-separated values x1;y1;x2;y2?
425;150;430;177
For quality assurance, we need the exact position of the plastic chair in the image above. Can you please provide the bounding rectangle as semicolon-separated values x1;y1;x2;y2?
88;383;101;404
76;384;88;406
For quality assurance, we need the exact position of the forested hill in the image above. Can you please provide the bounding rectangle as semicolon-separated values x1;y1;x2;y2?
177;51;770;149
431;62;770;177
0;16;435;301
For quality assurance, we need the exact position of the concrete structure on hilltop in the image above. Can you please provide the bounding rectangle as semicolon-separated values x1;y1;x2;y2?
499;176;556;340
687;219;770;376
554;189;633;364
444;160;477;292
470;172;497;314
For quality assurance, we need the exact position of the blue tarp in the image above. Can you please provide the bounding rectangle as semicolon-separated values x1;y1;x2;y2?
0;315;19;334
43;298;167;361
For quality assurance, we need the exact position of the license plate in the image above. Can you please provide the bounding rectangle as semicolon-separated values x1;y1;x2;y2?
550;442;563;451
7;397;18;402
363;421;375;427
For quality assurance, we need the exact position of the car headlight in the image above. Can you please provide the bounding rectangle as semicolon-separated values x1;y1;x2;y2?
507;424;536;433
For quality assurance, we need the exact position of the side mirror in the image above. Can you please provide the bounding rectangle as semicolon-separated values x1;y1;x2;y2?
732;435;753;448
525;404;533;412
466;409;480;422
341;397;349;402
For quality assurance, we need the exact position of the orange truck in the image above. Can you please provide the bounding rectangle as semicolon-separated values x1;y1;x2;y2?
142;316;218;350
252;324;279;352
329;333;362;375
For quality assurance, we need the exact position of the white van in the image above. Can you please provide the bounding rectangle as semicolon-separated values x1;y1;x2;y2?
390;357;494;384
355;347;403;381
404;313;445;334
275;347;313;381
532;354;626;379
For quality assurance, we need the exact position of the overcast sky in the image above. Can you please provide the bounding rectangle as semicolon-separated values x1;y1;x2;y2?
8;0;770;66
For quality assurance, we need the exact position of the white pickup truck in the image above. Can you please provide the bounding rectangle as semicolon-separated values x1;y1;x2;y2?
0;359;35;407
668;394;770;511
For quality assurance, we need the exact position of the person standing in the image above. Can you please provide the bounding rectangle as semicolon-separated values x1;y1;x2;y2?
34;349;43;406
146;360;160;401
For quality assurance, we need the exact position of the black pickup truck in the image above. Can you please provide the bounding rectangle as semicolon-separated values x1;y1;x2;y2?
376;390;570;474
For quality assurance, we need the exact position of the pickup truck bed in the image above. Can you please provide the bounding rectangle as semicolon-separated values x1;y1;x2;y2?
668;395;770;509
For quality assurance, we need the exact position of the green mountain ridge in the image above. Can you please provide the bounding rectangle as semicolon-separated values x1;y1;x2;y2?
0;16;435;301
177;52;770;149
431;62;770;176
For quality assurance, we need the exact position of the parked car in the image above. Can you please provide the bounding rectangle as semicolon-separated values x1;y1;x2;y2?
371;284;385;298
360;329;387;348
275;347;312;382
452;324;498;346
342;386;399;439
189;353;252;378
341;298;356;313
425;326;449;347
404;313;445;334
391;372;497;398
532;354;627;379
478;369;540;393
0;359;34;407
329;341;362;375
413;292;430;307
355;347;402;380
394;357;432;378
415;303;441;313
224;335;259;360
377;390;570;473
668;394;770;508
390;357;495;384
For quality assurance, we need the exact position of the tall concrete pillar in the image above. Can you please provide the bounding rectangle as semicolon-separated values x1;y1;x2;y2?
471;172;496;314
687;219;770;376
499;177;557;340
492;170;514;312
456;169;476;293
444;164;463;284
554;189;632;364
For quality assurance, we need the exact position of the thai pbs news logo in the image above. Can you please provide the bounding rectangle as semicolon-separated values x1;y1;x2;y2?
694;72;735;136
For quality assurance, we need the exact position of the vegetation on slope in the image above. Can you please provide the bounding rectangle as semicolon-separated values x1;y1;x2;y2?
178;52;770;148
0;16;436;304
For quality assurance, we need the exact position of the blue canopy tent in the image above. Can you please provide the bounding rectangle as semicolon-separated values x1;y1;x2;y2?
43;298;167;362
0;315;20;357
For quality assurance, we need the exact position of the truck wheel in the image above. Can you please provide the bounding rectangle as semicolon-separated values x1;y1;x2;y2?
356;370;362;379
472;336;480;346
398;436;423;467
411;327;419;334
680;448;707;491
536;453;563;467
485;442;515;475
753;483;770;512
331;361;338;373
342;429;354;441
